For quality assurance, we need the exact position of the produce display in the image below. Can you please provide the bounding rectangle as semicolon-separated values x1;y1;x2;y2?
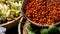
0;0;22;23
22;21;60;34
25;0;60;25
27;24;60;34
1;0;60;34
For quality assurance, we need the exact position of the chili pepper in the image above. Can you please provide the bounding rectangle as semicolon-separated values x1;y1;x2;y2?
25;0;60;25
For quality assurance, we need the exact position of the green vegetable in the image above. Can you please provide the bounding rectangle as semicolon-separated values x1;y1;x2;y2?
0;0;22;23
28;31;35;34
48;25;59;34
27;24;33;31
40;25;59;34
11;2;22;14
59;27;60;32
40;28;48;34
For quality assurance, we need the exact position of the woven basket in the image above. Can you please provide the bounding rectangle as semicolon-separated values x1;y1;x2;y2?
22;0;60;27
18;17;24;34
0;13;23;29
18;20;30;34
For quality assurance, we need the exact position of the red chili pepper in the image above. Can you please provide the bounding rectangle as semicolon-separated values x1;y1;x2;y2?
25;0;60;25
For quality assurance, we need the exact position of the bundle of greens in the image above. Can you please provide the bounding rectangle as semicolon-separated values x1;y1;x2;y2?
27;24;60;34
27;24;35;34
40;25;59;34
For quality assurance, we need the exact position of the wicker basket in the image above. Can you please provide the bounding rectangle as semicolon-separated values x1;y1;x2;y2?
18;17;24;34
18;22;21;34
22;0;60;27
18;20;30;34
0;13;23;29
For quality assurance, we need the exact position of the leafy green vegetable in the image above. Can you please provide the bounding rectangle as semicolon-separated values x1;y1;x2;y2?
48;25;59;34
28;31;35;34
11;2;22;14
0;0;22;23
40;28;48;34
40;25;59;34
27;24;60;34
27;24;33;31
59;27;60;32
2;14;6;17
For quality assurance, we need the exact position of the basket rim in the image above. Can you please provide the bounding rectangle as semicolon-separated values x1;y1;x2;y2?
22;0;60;27
26;17;60;27
0;1;23;27
0;13;23;26
18;17;23;34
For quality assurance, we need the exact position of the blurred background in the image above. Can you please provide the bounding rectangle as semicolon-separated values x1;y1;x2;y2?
6;26;18;34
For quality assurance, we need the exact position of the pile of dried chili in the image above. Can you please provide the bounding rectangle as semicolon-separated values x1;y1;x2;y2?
25;0;60;25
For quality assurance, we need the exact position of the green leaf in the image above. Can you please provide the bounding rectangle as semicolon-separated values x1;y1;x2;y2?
40;28;48;34
28;31;35;34
27;24;33;31
2;14;6;17
59;27;60;32
48;25;59;34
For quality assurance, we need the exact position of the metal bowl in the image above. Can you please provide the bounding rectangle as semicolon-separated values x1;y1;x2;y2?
22;0;60;27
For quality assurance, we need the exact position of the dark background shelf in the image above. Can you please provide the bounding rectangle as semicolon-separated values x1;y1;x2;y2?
6;26;18;34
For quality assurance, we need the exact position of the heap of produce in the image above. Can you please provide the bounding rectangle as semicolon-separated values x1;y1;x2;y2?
25;0;60;25
0;0;22;23
27;24;60;34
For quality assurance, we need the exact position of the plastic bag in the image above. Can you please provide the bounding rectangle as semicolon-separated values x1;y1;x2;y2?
0;27;6;34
